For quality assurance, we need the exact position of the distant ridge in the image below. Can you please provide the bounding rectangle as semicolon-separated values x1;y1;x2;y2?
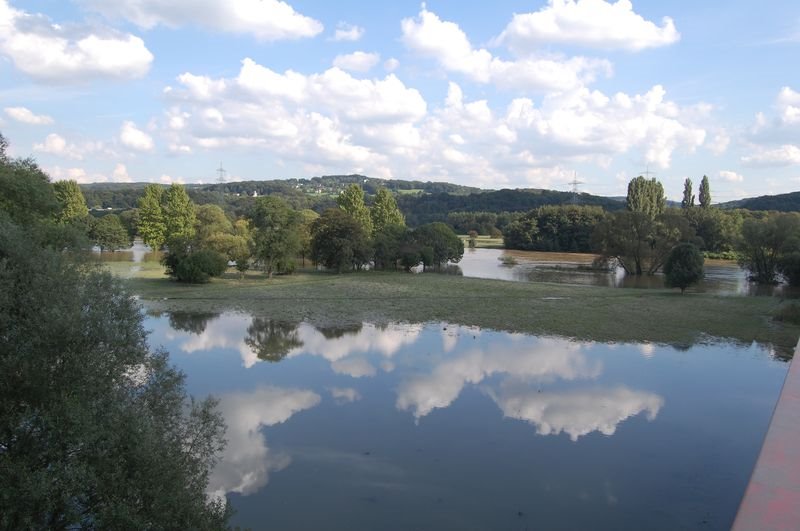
717;191;800;212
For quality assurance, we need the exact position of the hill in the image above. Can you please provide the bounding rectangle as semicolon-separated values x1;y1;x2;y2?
718;191;800;212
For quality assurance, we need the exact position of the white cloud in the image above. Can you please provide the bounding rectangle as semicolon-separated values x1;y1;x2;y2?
0;0;152;83
718;170;744;182
34;133;106;160
4;106;53;125
333;51;380;73
489;385;664;441
120;120;155;152
496;0;680;53
207;386;320;498
384;57;400;72
329;387;361;404
112;163;133;182
707;131;730;155
777;86;800;124
742;144;800;167
80;0;323;41
332;22;364;42
401;6;611;92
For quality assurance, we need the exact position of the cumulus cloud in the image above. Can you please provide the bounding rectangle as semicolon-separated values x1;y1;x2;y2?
0;0;152;83
4;106;53;125
34;133;106;160
718;170;744;182
333;51;380;73
207;386;320;498
120;120;155;152
489;385;664;441
744;87;800;167
384;57;400;72
329;387;361;404
332;22;364;42
80;0;323;41
742;145;800;167
496;0;680;53
401;6;611;92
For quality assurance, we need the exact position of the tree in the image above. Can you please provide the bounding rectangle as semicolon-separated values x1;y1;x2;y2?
681;178;695;209
91;214;132;251
373;223;409;270
298;209;319;267
370;188;405;234
0;154;59;225
163;184;196;240
194;204;233;241
137;184;167;250
737;213;800;284
337;183;373;235
250;196;302;277
53;180;89;224
664;243;704;293
626;176;666;218
311;209;371;272
244;318;302;362
162;236;229;283
699;175;711;208
0;220;230;529
412;222;464;270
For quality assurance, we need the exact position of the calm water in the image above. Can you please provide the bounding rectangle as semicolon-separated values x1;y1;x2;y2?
146;313;788;530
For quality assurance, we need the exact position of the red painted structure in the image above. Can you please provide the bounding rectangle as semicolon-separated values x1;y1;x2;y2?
733;341;800;530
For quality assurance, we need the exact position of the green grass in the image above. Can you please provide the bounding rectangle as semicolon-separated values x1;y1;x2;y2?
117;263;800;359
461;235;505;249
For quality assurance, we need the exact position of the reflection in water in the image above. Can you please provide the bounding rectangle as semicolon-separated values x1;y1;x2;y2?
395;339;603;420
316;323;363;339
208;386;320;498
488;383;663;441
168;311;220;335
145;314;788;530
245;319;303;363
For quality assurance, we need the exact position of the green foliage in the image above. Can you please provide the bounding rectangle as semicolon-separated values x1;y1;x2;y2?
298;209;319;266
250;196;302;276
162;237;229;283
664;243;704;293
311;209;372;272
504;205;605;252
370;188;405;234
163;184;197;240
412;222;464;270
681;178;695;209
0;220;229;529
137;184;167;250
593;210;695;275
737;213;800;284
195;204;233;241
337;184;373;234
699;175;711;208
467;230;478;248
626;176;666;218
53;179;89;224
0;155;59;225
373;223;410;270
245;318;303;362
91;213;132;251
683;207;742;253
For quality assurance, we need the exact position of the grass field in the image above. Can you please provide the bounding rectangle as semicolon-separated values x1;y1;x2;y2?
117;262;800;358
461;235;505;249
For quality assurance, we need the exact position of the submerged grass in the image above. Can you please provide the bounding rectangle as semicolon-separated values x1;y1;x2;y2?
118;263;800;358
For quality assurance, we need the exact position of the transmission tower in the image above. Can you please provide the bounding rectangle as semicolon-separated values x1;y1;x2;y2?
216;162;227;185
640;164;656;179
567;171;584;204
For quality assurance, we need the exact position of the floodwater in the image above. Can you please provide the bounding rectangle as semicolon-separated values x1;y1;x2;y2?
146;313;788;530
457;248;792;296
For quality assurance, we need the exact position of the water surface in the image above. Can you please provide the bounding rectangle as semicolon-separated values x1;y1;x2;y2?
146;313;787;530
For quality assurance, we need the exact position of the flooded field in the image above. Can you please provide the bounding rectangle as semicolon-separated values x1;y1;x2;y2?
146;313;787;530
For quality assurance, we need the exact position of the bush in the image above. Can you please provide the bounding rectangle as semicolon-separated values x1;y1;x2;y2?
663;243;704;293
162;238;228;283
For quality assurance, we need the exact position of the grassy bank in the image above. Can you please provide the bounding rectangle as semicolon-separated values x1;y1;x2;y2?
118;263;800;358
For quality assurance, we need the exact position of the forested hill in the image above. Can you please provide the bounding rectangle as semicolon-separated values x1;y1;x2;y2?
397;189;625;226
718;191;800;212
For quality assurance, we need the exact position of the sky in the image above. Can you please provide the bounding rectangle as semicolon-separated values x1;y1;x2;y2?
0;0;799;202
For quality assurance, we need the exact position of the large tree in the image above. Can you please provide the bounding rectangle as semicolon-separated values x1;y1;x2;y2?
370;188;405;234
90;214;131;251
681;178;695;209
337;183;373;235
698;175;711;208
250;196;302;277
311;208;371;272
137;184;167;250
737;213;800;284
53;180;88;224
0;220;229;529
163;183;196;240
664;243;704;293
412;222;465;270
626;176;666;218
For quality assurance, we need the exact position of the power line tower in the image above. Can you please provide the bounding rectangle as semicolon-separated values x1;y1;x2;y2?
640;164;656;180
567;171;584;204
216;162;227;185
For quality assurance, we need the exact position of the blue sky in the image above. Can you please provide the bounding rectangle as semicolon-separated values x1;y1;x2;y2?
1;0;798;202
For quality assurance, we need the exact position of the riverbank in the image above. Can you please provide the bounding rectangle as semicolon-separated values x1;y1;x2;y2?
114;262;800;358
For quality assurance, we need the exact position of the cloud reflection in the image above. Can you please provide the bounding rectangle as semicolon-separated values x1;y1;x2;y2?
396;339;602;419
488;385;664;441
208;386;320;498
